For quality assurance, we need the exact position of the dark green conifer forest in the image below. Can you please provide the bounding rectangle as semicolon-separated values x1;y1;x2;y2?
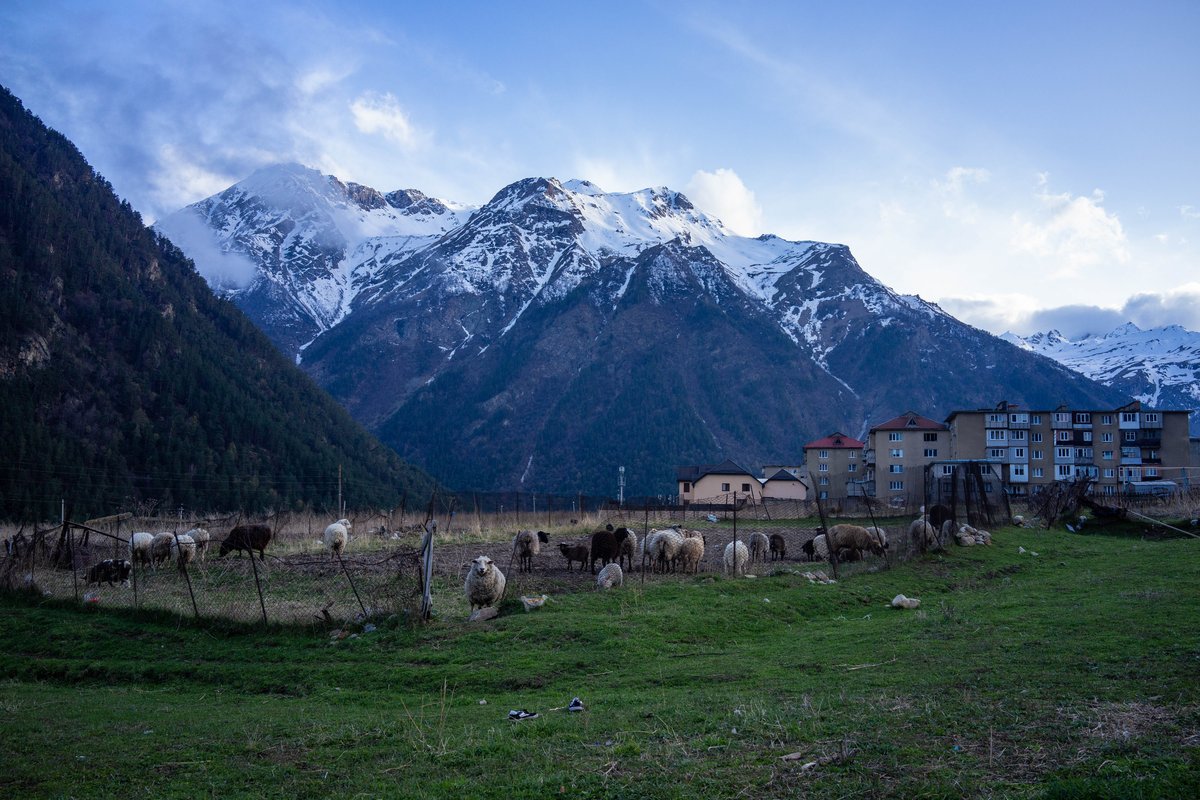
0;86;436;519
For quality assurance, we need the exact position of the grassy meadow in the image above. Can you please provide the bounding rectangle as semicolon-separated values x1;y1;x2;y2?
1;524;1198;798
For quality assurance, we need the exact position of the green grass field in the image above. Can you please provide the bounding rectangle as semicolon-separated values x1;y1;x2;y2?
2;525;1197;798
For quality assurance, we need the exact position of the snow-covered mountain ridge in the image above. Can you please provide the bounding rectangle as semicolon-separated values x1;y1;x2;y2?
1002;324;1200;433
158;164;1131;493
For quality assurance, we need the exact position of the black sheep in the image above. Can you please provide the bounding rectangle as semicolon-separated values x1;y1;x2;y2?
769;533;787;561
86;559;132;586
589;529;618;574
218;524;273;561
557;541;589;572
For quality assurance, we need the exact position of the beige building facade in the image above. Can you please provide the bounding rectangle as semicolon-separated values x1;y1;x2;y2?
801;433;865;502
946;400;1192;497
864;412;949;503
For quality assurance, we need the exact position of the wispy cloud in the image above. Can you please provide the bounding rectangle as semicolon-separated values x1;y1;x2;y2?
1010;179;1129;277
350;92;420;147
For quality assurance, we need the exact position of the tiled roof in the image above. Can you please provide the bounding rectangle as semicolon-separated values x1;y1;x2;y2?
803;432;865;449
870;412;947;432
675;458;755;482
764;469;803;483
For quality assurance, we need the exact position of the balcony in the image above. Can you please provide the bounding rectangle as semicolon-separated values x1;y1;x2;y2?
863;449;875;465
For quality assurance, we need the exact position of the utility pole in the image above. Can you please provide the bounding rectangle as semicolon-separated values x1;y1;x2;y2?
618;466;626;507
338;464;343;517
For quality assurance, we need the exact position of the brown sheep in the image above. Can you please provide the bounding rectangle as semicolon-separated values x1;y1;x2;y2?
218;524;273;561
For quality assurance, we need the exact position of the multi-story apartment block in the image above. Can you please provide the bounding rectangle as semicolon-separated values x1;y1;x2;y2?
946;400;1191;497
863;412;949;503
801;432;865;501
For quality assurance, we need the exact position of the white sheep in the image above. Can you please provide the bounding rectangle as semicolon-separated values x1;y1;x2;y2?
723;540;749;576
170;533;197;571
464;555;506;611
646;527;684;573
596;562;623;590
185;528;210;562
677;536;705;574
807;533;830;561
614;527;639;570
129;532;155;568
511;530;548;573
150;532;175;568
826;524;886;560
909;519;937;549
747;532;770;563
323;519;351;560
864;526;889;551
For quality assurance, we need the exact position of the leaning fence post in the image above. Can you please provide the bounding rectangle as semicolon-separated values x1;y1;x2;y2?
418;521;435;621
248;545;268;626
338;550;368;619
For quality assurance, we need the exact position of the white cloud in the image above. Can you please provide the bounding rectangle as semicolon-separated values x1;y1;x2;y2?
1010;184;1129;277
1181;205;1200;220
684;168;763;236
350;91;418;147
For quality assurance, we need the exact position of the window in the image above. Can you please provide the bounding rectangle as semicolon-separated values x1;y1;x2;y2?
1103;468;1115;478
741;483;751;493
1031;432;1043;443
1145;467;1159;477
1056;430;1072;442
1102;485;1116;495
848;451;857;459
889;464;903;473
683;482;691;493
819;476;829;486
987;413;1004;424
819;491;828;500
923;432;939;442
819;450;829;459
889;481;904;491
1013;448;1026;458
1054;412;1071;424
889;448;903;458
1010;430;1026;441
1082;432;1092;442
888;432;902;442
1011;465;1026;477
819;463;829;472
1101;414;1113;425
1103;450;1114;460
721;483;730;492
1056;465;1073;479
1032;449;1043;460
1032;415;1042;425
1124;431;1137;442
1145;413;1159;423
989;449;1005;459
1101;432;1113;443
847;463;857;473
941;465;955;476
1033;467;1045;478
1074;448;1093;459
924;448;938;458
1122;412;1137;423
1056;447;1071;459
987;429;1006;441
1147;450;1159;461
1075;412;1091;424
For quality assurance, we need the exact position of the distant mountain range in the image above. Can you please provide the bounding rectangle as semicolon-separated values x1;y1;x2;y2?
158;164;1131;495
1001;324;1200;434
0;87;436;518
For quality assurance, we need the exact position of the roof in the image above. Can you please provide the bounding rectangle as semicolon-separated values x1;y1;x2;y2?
870;411;948;432
803;432;865;450
764;469;804;483
675;458;756;482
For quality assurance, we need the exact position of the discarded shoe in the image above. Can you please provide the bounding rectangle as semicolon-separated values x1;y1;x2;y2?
568;697;585;712
508;709;538;721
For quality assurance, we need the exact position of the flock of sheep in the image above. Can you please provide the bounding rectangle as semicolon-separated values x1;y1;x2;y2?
464;507;998;615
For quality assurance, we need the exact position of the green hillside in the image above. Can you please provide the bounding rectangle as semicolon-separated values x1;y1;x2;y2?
0;86;436;518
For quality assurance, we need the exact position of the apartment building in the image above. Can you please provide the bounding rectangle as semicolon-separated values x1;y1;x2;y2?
801;433;865;501
945;400;1191;497
864;412;949;503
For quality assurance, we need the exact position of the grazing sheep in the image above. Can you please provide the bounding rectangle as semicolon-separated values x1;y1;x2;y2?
86;559;131;586
218;524;273;561
589;529;619;574
185;528;210;562
557;541;589;572
927;504;953;530
908;519;937;549
170;533;197;571
863;526;889;551
646;527;684;573
809;533;830;561
596;563;623;590
149;533;174;568
723;540;749;576
826;524;886;560
511;530;549;573
464;555;506;611
323;519;351;560
129;532;155;568
748;532;770;563
677;536;705;574
611;527;640;570
769;533;787;561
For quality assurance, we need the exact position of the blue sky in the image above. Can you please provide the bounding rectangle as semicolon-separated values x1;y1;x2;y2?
3;0;1198;336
